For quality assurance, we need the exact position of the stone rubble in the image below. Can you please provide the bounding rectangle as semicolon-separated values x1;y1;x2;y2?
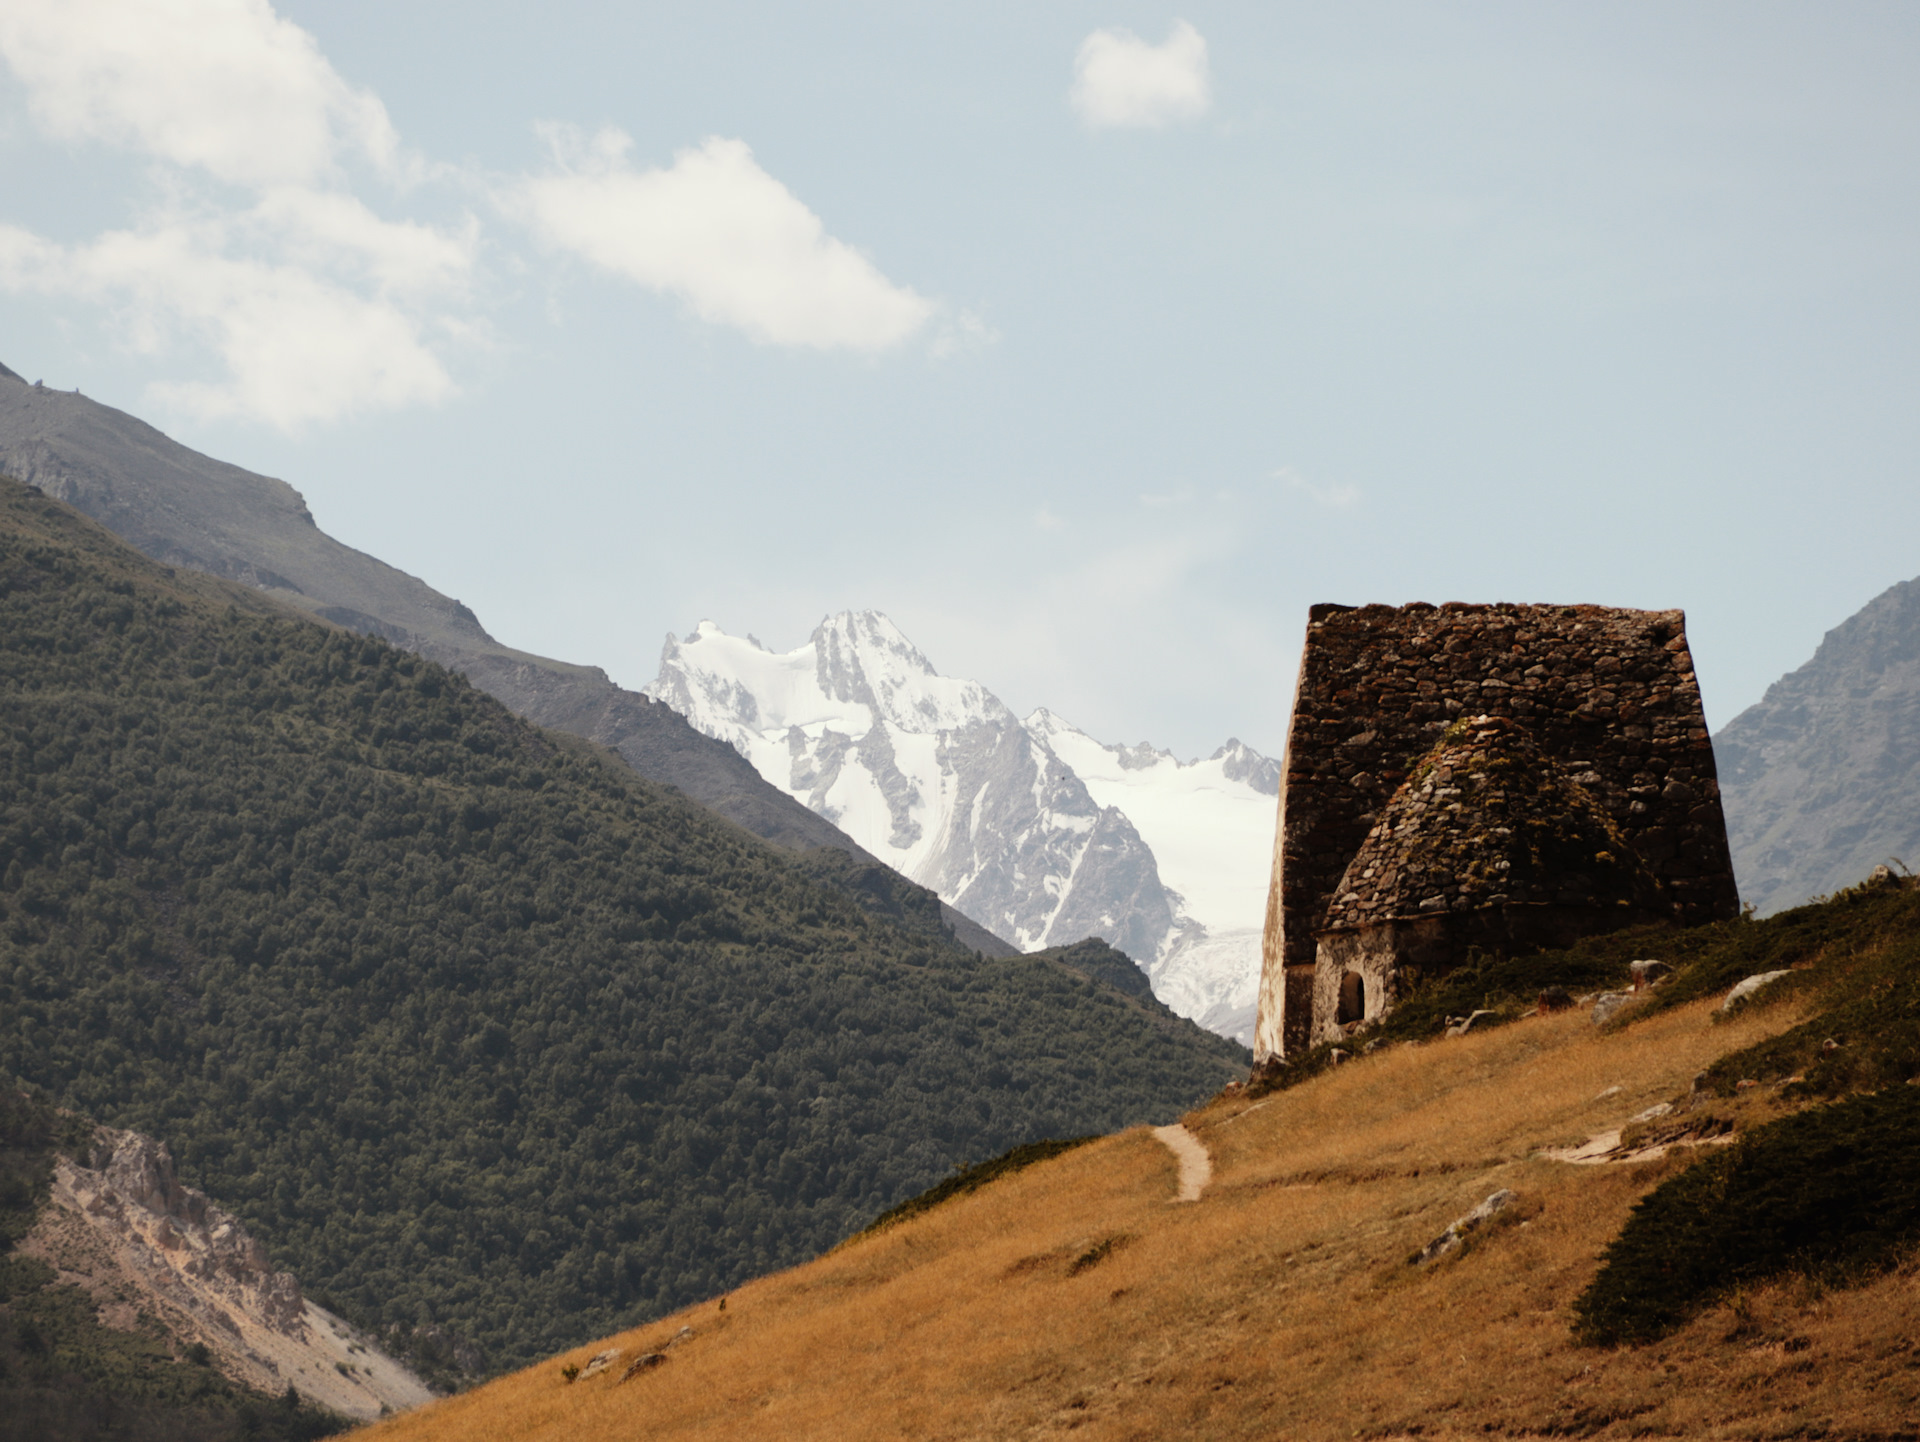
1414;1189;1519;1263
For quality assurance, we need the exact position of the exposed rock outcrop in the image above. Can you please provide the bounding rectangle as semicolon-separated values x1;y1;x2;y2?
1715;575;1920;915
21;1126;432;1422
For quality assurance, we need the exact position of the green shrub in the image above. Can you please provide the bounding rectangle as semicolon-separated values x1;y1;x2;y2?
1573;1088;1920;1346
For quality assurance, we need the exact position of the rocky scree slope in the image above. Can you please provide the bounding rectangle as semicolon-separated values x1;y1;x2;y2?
21;1114;429;1420
0;1085;356;1442
649;615;1277;1042
0;478;1247;1375
0;363;1011;960
1715;572;1920;914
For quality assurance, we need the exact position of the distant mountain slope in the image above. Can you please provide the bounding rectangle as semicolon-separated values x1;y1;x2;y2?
1715;575;1920;913
0;364;1013;959
0;479;1248;1373
648;614;1277;1042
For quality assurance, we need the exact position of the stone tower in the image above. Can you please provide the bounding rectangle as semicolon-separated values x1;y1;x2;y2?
1254;602;1739;1064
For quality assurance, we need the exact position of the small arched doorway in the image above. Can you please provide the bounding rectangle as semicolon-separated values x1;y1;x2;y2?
1337;970;1367;1025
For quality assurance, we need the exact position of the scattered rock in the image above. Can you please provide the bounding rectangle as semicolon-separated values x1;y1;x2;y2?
1629;1103;1673;1124
1415;1189;1519;1264
1629;959;1671;990
1865;863;1910;889
1721;970;1793;1014
1594;1085;1624;1101
1822;1037;1842;1055
1537;987;1575;1014
578;1348;622;1380
1446;1009;1499;1037
1328;1048;1348;1067
619;1353;668;1382
1591;992;1633;1026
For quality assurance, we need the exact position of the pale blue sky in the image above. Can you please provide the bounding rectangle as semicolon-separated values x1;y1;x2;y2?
2;2;1916;758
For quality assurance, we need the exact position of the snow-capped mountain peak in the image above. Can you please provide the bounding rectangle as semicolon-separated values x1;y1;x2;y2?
648;615;1277;1045
1210;738;1282;795
811;610;1010;733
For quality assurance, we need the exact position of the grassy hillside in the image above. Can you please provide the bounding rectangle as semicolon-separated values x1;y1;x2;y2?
0;477;1246;1379
361;888;1920;1440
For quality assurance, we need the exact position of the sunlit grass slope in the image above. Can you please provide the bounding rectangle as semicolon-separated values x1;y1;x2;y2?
359;949;1920;1441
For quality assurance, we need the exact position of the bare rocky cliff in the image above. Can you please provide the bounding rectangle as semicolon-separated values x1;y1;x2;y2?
0;364;1014;958
21;1125;431;1422
1714;575;1920;914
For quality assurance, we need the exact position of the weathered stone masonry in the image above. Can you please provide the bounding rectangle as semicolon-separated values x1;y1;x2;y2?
1254;602;1740;1063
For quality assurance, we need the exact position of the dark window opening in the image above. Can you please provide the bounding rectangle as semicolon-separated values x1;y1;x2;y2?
1337;970;1366;1024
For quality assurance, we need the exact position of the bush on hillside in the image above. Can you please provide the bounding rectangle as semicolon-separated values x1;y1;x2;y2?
1573;1087;1920;1346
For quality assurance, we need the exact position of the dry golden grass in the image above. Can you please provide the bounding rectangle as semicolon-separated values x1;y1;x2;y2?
357;995;1920;1441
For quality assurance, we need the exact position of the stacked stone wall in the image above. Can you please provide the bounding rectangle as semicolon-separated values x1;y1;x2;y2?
1254;601;1739;1062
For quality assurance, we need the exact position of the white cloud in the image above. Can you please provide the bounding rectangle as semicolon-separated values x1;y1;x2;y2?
249;188;476;296
1277;466;1361;510
1071;20;1211;130
0;0;476;430
0;0;403;187
515;127;935;351
0;216;458;430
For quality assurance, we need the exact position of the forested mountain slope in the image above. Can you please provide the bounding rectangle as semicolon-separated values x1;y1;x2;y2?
0;478;1246;1376
0;363;1013;958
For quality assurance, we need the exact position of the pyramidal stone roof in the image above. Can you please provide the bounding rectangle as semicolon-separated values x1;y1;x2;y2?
1320;715;1666;932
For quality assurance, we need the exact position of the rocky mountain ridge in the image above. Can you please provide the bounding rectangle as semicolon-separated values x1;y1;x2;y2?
1715;573;1920;914
648;614;1277;1042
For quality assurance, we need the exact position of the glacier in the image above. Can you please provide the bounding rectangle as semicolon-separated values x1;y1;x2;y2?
646;612;1276;1044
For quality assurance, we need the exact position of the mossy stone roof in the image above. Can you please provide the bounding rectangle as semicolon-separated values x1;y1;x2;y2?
1320;716;1666;930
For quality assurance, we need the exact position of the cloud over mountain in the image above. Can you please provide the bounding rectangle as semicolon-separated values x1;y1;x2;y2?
0;1;954;429
0;0;403;186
